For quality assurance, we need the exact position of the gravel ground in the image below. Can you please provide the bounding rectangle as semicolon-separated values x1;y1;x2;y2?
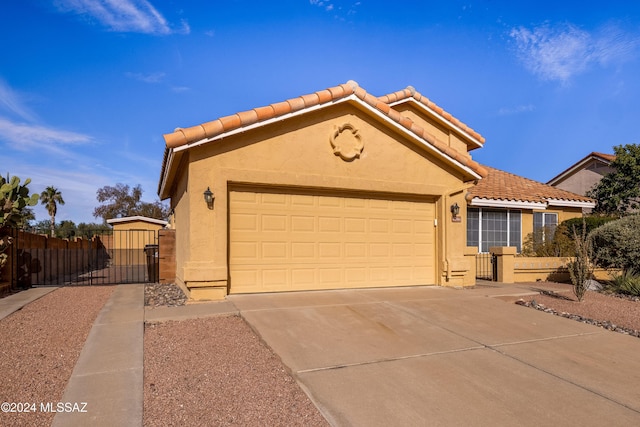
517;285;640;337
3;282;638;427
0;286;115;427
144;282;187;307
143;316;329;427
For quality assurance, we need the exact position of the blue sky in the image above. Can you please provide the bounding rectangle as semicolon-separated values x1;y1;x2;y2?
2;1;640;224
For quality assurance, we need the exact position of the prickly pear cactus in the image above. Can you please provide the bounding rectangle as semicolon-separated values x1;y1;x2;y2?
0;174;39;270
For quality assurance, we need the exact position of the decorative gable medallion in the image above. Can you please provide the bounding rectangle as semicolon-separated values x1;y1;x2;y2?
330;123;363;161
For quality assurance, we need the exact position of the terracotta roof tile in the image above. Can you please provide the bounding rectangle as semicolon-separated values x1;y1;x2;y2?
237;110;258;127
270;101;291;116
201;119;224;137
594;152;616;162
254;105;274;121
181;125;206;143
160;81;489;188
468;166;594;204
164;131;187;148
379;87;485;144
399;115;413;128
286;97;306;113
328;85;344;98
300;93;320;108
220;114;242;132
316;89;333;104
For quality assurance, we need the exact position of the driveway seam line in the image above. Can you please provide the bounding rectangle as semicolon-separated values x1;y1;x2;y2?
385;300;639;415
296;345;487;374
488;344;640;415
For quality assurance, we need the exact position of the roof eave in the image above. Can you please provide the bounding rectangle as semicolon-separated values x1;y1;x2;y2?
159;94;485;193
547;198;596;209
106;216;168;226
389;98;484;150
470;197;547;210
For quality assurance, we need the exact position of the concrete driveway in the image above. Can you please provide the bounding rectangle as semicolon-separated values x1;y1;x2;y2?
229;284;640;426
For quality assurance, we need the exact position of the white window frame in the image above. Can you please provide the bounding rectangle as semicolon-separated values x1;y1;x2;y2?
468;208;522;253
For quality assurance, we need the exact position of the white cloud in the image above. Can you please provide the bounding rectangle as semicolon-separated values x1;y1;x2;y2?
510;22;638;83
125;71;166;83
0;117;93;147
171;86;190;93
498;104;535;116
0;79;37;122
309;0;360;18
54;0;187;35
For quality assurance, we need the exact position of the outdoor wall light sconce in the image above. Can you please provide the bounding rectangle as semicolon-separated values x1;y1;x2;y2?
203;187;214;209
450;202;461;222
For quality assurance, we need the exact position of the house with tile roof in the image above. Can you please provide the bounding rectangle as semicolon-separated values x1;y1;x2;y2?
157;81;592;300
547;152;615;196
466;166;595;253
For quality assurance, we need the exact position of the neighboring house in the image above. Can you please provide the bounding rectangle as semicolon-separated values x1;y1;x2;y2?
106;216;168;265
158;81;488;300
547;152;615;196
466;166;595;253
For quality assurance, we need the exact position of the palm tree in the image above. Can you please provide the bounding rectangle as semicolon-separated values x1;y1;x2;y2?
40;186;65;237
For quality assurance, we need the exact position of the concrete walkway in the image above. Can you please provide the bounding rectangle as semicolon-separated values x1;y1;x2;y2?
13;282;638;426
0;286;57;320
52;284;145;427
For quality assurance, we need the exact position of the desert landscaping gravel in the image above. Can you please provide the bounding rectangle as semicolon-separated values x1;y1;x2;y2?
144;315;329;427
2;282;639;427
0;286;114;427
518;286;640;336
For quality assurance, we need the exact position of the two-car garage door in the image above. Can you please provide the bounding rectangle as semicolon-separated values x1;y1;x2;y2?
229;187;436;294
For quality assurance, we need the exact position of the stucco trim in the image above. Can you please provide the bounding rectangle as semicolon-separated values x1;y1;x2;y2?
469;197;548;210
546;198;596;209
106;216;168;226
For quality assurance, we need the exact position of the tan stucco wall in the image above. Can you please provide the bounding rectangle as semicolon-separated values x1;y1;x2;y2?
171;102;476;299
170;157;191;296
552;161;613;196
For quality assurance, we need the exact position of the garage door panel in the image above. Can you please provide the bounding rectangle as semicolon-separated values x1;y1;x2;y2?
231;242;258;260
229;189;435;293
291;242;315;259
262;242;287;258
292;269;316;285
291;215;315;232
262;214;287;231
263;270;288;288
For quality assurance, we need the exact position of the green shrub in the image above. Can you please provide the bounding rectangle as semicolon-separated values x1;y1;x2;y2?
607;270;640;296
590;215;640;271
561;216;616;236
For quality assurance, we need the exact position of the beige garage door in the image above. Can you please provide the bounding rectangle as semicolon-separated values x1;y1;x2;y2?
229;188;436;293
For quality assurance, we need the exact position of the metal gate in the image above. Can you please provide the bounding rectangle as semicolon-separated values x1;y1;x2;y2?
6;229;159;287
476;252;497;281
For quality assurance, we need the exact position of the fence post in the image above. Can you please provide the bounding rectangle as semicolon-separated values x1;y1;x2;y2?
489;246;517;283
